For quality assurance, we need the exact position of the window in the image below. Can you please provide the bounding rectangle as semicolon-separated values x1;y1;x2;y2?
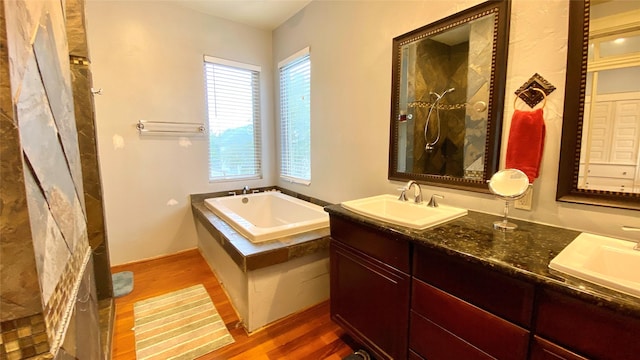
279;48;311;184
204;56;261;181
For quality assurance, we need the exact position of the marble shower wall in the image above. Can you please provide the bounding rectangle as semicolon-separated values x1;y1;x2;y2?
463;15;494;179
405;14;495;179
1;0;104;358
411;39;468;176
65;0;113;301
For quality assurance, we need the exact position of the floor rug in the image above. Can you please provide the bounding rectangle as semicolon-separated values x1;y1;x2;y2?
133;284;234;360
112;271;134;298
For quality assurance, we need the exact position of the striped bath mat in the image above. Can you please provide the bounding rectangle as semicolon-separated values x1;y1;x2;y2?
133;284;234;360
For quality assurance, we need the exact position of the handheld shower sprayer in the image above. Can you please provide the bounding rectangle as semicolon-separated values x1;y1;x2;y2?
424;88;456;151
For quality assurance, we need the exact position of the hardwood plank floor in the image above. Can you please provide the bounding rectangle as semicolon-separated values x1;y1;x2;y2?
110;249;356;359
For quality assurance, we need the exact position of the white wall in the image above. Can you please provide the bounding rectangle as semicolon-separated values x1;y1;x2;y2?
85;1;274;265
273;0;640;240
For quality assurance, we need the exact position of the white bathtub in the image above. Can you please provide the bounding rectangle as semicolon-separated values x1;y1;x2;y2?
204;191;329;243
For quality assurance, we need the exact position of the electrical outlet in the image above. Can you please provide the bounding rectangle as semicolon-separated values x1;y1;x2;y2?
515;185;533;211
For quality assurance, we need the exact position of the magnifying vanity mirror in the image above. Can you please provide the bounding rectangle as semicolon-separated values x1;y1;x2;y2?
489;169;530;230
389;0;511;192
557;0;640;210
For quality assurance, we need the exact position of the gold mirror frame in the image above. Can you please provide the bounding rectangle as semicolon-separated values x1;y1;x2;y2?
388;0;511;193
556;0;640;210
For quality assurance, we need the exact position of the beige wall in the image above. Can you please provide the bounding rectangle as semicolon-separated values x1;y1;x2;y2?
87;0;640;265
85;1;274;265
273;0;639;239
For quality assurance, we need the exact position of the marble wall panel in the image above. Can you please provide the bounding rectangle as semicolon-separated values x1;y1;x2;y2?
33;14;86;214
16;55;87;255
464;15;494;172
412;39;467;176
24;168;72;305
65;0;113;300
0;2;42;322
65;0;89;58
4;0;70;106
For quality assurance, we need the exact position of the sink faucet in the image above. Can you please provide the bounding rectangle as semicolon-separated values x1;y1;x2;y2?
242;185;250;194
427;194;444;208
405;180;423;204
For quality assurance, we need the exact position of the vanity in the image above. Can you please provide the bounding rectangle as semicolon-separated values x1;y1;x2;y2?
325;205;640;360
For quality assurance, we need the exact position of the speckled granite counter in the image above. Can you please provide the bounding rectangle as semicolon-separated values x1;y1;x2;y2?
191;188;331;272
325;204;640;317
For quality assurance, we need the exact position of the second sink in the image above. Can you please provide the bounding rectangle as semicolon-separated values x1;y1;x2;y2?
549;232;640;298
341;194;467;230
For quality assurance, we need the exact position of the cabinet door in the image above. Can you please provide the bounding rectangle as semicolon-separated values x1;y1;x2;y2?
330;240;410;360
536;289;640;360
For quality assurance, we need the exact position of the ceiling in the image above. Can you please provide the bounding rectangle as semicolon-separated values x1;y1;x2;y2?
169;0;313;30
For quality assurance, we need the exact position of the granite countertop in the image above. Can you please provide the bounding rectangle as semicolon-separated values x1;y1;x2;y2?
325;204;640;317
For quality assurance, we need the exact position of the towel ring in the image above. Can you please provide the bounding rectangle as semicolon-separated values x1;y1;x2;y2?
514;87;547;109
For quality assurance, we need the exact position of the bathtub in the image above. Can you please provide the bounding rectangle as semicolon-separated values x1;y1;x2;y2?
204;191;329;243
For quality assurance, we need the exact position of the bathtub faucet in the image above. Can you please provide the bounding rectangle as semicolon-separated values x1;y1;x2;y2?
242;186;251;194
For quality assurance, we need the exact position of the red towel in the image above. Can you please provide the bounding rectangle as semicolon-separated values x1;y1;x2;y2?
505;108;545;183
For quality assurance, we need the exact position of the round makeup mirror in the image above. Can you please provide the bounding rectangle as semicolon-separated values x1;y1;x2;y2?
488;169;529;230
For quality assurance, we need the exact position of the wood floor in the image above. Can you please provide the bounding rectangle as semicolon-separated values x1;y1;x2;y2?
110;249;356;359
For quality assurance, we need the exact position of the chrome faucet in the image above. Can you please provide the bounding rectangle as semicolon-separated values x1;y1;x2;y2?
242;186;250;194
427;194;444;208
405;180;423;204
622;225;640;250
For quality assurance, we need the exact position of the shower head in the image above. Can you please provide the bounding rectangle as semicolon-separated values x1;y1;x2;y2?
430;88;456;101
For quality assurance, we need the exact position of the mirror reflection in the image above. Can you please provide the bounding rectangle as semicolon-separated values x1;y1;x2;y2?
579;0;640;193
389;0;511;192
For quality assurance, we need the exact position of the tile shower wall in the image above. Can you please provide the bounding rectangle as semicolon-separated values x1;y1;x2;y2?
65;0;113;301
1;0;106;359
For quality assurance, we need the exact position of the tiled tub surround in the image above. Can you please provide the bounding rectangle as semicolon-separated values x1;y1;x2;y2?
192;188;332;332
326;204;640;358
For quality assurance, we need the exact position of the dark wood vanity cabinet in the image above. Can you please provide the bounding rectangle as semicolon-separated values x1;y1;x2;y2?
534;289;640;360
411;246;533;360
329;216;411;360
328;214;640;360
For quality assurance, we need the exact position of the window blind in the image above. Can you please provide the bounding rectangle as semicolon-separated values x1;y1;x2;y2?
204;57;261;181
279;49;311;184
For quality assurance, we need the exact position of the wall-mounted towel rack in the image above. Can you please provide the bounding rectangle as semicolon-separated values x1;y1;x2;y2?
136;120;205;135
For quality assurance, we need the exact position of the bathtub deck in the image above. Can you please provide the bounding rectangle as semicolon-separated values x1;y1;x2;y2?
191;199;330;272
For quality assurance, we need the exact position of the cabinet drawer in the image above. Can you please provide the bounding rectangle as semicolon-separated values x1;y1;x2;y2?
411;279;529;360
410;311;494;360
579;163;635;178
536;289;640;360
329;215;410;272
530;336;588;360
413;246;534;327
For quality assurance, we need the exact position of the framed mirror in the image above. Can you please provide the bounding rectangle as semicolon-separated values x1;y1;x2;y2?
557;0;640;210
388;0;511;192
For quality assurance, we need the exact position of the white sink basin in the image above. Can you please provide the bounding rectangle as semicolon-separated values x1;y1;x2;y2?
341;194;467;230
549;232;640;298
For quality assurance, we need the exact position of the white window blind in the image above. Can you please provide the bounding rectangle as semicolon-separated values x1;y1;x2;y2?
204;56;261;181
279;48;311;184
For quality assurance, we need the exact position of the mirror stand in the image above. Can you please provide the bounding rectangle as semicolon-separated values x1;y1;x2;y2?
494;197;518;230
